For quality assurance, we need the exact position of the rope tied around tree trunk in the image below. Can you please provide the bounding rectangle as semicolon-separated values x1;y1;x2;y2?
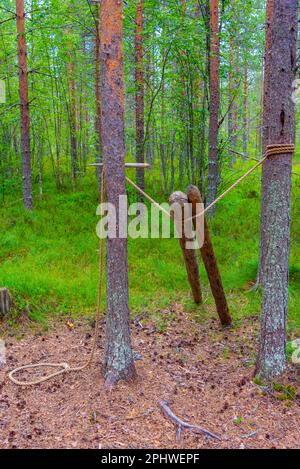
265;143;295;158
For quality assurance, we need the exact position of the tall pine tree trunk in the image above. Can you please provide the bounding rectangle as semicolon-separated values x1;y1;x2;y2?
135;0;145;193
16;0;33;210
228;0;235;165
257;0;275;285
94;1;102;194
207;0;220;213
101;0;137;387
256;0;297;381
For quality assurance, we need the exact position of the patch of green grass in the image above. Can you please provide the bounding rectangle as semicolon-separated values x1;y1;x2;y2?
0;158;300;336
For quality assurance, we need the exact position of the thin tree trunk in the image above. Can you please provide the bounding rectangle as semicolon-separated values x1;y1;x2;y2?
232;35;239;159
101;0;137;387
37;130;43;198
242;61;248;155
16;0;33;210
94;1;102;193
67;5;78;184
145;46;152;165
206;0;220;213
256;0;297;381
135;0;145;193
160;49;167;192
228;0;235;165
199;79;207;197
67;57;78;183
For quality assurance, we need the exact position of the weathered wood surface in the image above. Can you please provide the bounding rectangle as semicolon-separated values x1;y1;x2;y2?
187;185;231;326
169;191;202;304
0;288;12;317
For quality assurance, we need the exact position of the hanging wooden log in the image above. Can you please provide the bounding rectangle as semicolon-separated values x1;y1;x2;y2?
169;191;202;304
0;288;12;317
186;185;232;326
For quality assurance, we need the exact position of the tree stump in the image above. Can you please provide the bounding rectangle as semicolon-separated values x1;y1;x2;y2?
0;288;12;317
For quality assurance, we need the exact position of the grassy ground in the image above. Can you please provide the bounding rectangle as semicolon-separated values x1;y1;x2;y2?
0;158;300;335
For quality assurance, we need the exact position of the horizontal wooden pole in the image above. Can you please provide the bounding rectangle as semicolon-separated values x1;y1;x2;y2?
88;163;151;169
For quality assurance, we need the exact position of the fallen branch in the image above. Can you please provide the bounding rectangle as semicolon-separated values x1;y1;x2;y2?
159;400;221;442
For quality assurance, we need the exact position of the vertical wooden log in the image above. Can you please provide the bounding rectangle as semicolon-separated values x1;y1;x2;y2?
169;191;202;304
0;288;12;317
187;185;232;326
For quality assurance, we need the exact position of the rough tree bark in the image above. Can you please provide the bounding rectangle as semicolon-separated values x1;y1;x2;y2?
257;0;275;286
256;0;297;381
206;0;220;213
101;0;137;387
16;0;33;210
135;0;145;193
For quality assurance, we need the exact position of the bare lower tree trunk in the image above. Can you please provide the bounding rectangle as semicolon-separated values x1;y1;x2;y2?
257;0;274;286
135;0;145;193
101;0;137;387
16;0;33;210
256;0;297;381
207;0;220;213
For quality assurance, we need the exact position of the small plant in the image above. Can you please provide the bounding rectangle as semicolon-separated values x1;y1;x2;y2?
233;416;244;425
253;376;264;386
273;383;296;401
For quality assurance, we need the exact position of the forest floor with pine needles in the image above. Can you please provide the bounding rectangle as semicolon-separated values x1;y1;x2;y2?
0;303;299;449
